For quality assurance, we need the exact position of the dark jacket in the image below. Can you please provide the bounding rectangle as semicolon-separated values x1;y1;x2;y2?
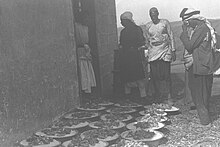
119;22;146;82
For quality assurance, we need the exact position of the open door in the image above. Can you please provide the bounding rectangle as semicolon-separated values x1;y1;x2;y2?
72;0;101;99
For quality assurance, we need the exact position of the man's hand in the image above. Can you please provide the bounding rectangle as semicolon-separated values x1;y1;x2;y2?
138;45;148;51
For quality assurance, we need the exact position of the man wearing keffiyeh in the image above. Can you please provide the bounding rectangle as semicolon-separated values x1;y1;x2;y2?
180;8;218;125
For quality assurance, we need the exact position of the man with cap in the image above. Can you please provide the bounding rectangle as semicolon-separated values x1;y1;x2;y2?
118;11;147;100
144;7;176;105
179;8;217;125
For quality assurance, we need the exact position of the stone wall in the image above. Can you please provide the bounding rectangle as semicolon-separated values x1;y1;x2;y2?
0;0;79;129
94;0;118;96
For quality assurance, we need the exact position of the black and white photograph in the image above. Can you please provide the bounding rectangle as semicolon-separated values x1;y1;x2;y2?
0;0;220;146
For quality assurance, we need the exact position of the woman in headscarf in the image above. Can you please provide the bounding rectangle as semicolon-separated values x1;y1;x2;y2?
119;11;147;99
179;8;218;125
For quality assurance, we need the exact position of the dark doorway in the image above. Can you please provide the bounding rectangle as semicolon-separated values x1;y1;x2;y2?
71;0;101;99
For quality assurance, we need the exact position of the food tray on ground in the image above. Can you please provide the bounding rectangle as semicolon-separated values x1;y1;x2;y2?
139;110;167;116
126;121;165;130
109;139;149;147
121;129;164;142
135;115;168;122
80;128;119;142
35;127;78;139
144;103;179;112
62;136;109;147
100;113;133;122
89;120;126;129
64;111;99;119
52;119;89;129
19;135;60;147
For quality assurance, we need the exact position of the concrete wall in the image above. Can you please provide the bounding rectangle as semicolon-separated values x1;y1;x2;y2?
94;0;118;96
0;0;79;129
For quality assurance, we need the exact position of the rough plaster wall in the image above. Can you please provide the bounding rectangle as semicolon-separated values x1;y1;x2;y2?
0;0;79;129
94;0;118;96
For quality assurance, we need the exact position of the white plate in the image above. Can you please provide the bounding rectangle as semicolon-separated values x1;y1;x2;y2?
106;108;136;114
121;130;164;142
62;140;109;147
81;129;119;142
35;129;78;139
100;114;133;122
135;116;168;122
64;121;89;129
114;103;142;108
20;139;60;147
77;106;106;111
164;106;179;112
89;121;125;129
64;112;99;119
139;110;167;116
126;122;165;130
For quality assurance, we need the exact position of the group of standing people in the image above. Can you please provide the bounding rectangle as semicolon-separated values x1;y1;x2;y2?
119;7;220;126
119;7;176;105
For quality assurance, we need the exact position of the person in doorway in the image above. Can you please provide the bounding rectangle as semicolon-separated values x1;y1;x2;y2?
118;11;147;100
144;7;176;105
75;11;96;104
179;8;217;125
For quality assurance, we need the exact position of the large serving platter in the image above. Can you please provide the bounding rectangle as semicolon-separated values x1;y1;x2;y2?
139;110;167;116
126;122;165;130
64;111;99;119
81;129;119;142
19;136;60;147
97;101;114;106
35;127;78;139
62;140;109;147
100;113;133;122
109;139;149;147
144;104;179;112
52;119;89;129
135;115;168;122
121;129;164;142
89;120;125;129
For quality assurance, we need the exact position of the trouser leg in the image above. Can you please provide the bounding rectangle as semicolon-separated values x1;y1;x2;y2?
150;61;161;99
188;67;212;125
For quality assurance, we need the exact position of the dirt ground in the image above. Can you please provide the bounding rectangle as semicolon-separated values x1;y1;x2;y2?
1;62;220;147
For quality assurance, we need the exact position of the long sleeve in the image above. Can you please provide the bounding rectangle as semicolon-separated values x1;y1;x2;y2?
180;24;209;54
136;26;146;47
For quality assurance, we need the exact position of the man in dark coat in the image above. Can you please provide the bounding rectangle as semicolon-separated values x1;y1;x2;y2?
119;11;147;99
